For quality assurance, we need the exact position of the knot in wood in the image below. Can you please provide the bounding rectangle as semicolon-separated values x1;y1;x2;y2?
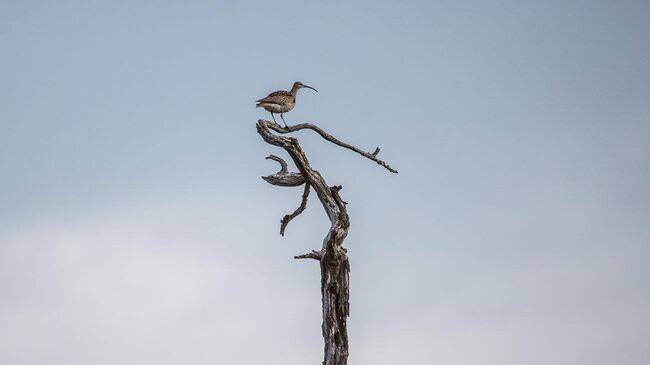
327;281;338;292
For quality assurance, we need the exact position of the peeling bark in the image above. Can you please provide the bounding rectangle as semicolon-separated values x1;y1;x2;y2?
257;119;396;365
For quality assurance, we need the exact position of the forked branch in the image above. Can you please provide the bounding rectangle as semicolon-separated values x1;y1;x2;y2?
262;154;305;187
265;121;398;173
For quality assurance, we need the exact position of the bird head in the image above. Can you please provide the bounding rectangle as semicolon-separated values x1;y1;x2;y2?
294;81;318;93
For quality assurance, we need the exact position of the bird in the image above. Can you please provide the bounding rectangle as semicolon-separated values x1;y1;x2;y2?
256;81;318;127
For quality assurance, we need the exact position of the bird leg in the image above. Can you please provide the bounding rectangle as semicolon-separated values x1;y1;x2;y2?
270;112;277;125
280;113;288;128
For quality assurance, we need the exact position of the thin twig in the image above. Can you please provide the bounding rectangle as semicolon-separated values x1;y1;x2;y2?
294;250;323;261
266;154;288;172
280;183;310;236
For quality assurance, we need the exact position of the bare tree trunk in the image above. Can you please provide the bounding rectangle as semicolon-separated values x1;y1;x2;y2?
256;119;396;365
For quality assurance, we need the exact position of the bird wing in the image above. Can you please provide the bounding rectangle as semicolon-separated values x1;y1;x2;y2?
256;90;291;104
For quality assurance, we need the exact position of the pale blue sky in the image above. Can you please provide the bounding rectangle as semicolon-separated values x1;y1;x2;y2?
1;1;649;364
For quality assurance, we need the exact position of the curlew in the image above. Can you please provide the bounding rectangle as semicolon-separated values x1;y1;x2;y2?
256;81;318;127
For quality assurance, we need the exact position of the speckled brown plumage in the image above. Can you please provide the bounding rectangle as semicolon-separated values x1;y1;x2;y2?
256;81;318;127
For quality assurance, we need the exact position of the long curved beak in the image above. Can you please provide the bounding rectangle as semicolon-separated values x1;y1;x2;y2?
303;85;318;93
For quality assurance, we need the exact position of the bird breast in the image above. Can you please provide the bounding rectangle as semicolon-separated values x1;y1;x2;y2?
261;101;295;113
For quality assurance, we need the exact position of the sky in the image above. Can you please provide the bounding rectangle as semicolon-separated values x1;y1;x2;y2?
1;0;649;364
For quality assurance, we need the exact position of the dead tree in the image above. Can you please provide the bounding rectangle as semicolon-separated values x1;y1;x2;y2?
256;119;397;365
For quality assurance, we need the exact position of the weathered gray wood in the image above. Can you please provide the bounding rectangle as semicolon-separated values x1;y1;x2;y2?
280;183;310;236
257;119;395;365
265;122;398;174
262;155;306;187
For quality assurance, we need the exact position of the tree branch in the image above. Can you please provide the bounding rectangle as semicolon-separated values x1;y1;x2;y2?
294;250;323;261
280;183;310;236
266;154;288;172
262;154;306;187
263;120;399;174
